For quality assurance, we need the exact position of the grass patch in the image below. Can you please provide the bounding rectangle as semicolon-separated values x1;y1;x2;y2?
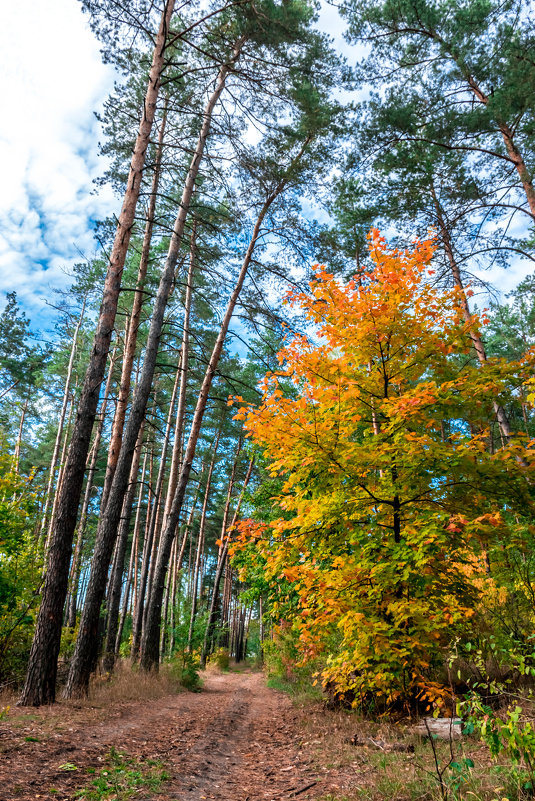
75;747;169;800
266;674;324;703
296;701;535;801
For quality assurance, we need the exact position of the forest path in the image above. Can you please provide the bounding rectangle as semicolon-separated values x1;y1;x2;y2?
0;670;325;800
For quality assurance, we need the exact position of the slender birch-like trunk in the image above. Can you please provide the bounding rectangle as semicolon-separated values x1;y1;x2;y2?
14;398;28;474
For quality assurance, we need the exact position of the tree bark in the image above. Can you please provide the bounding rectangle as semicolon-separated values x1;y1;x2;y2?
102;421;145;672
14;398;28;474
38;297;86;544
67;349;117;628
18;2;176;706
163;222;197;526
430;182;512;440
100;102;168;512
142;362;181;624
63;45;244;697
200;453;253;667
187;431;220;652
140;138;311;670
115;448;147;654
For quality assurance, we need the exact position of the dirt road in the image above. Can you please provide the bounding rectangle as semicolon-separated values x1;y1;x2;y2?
0;671;325;800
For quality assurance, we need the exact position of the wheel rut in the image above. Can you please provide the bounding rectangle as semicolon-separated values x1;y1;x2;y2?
0;670;322;801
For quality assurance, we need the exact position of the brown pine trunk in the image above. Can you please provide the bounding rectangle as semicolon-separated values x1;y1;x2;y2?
140;138;312;670
64;46;244;697
187;431;220;652
433;36;535;220
38;297;87;543
200;453;253;667
18;3;176;707
67;350;117;628
143;363;181;626
169;484;202;654
116;448;148;654
131;442;156;661
102;422;145;672
163;223;197;526
430;183;512;440
100;103;168;512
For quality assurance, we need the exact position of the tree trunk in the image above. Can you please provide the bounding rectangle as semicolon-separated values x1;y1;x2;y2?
100;102;168;512
163;222;197;526
46;387;77;551
187;431;220;652
38;297;86;543
430;182;512;440
67;350;117;628
18;2;176;706
14;398;28;474
131;439;156;661
143;362;181;623
63;45;244;697
116;448;148;654
200;453;253;668
140;138;312;670
102;422;145;673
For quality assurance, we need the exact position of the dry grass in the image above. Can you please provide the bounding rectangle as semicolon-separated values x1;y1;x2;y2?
87;659;184;706
0;660;185;739
294;702;530;801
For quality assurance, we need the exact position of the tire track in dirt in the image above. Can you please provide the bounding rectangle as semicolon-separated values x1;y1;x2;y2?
0;671;323;801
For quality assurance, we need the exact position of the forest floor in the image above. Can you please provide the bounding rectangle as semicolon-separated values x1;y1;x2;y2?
0;666;503;801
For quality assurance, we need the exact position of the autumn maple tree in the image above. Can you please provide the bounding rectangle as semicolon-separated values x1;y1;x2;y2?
233;231;535;710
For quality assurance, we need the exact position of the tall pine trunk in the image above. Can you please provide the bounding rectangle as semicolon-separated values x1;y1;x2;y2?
187;431;220;651
67;349;117;628
140;141;311;670
430;182;512;440
63;45;244;698
102;422;145;672
100;103;168;512
200;454;253;667
19;2;176;706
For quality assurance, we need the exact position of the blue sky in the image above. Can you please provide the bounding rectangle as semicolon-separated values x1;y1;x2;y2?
0;1;116;330
0;1;531;337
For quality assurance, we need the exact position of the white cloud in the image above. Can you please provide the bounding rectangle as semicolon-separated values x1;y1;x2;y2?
0;0;117;328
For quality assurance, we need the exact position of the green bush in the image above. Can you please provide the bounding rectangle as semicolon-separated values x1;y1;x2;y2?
208;648;230;671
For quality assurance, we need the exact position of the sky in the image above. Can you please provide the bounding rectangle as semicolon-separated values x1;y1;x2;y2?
0;1;117;330
0;1;531;337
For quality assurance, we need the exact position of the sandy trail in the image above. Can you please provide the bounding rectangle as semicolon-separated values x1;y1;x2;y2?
0;671;322;800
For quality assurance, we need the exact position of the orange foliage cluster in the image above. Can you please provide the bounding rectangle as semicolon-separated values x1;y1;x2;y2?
232;232;535;709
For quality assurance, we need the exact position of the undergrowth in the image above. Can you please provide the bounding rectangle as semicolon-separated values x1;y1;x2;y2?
75;747;169;800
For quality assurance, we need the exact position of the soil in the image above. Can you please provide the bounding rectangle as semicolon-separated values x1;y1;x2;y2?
0;670;341;800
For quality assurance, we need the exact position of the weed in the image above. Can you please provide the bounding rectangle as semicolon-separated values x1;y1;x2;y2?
266;674;323;703
75;747;169;800
207;648;230;672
